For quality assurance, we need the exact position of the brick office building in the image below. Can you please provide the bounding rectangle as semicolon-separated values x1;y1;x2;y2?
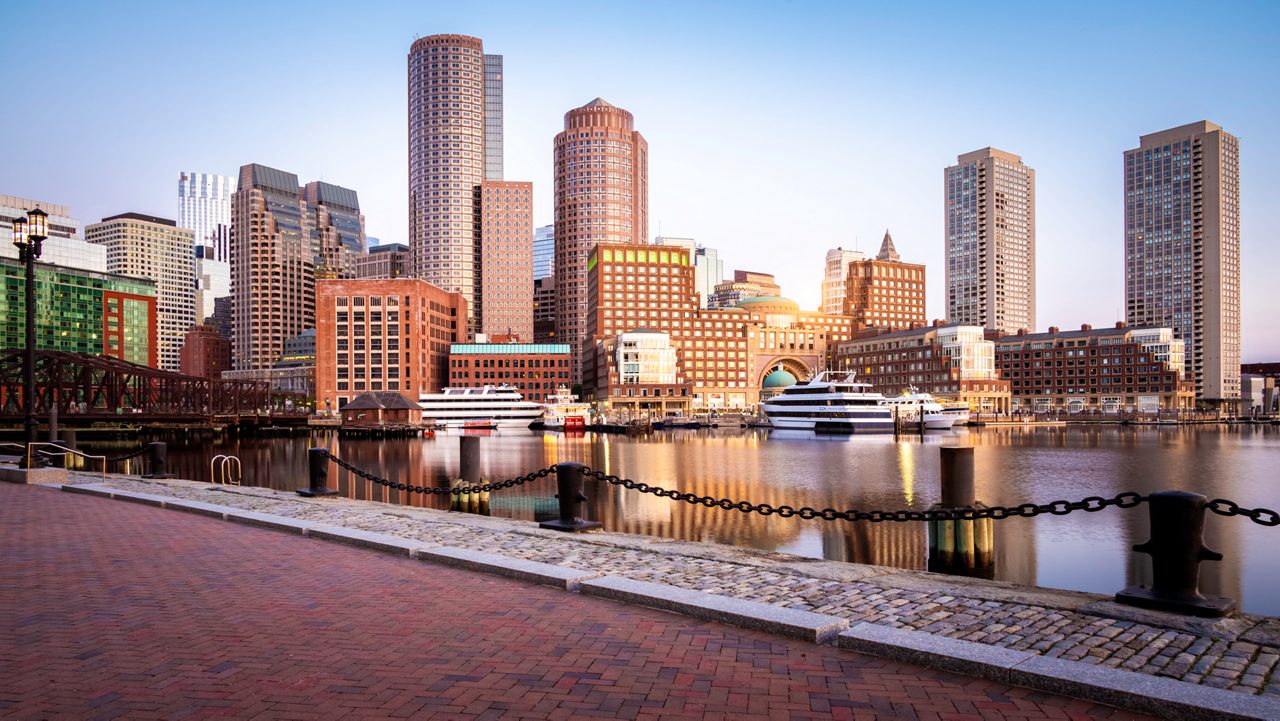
179;325;232;379
843;231;926;331
447;342;572;403
315;278;466;411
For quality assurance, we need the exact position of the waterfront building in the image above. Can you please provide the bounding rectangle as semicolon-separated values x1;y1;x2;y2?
447;342;572;403
706;270;781;309
1241;374;1276;415
231;164;365;371
355;243;410;279
1125;121;1240;410
179;325;232;379
844;230;926;330
178;172;235;323
304;181;367;280
945;147;1036;335
993;322;1195;413
479;181;533;340
656;236;723;308
0;256;156;366
555;98;649;380
85;212;195;371
833;323;1010;413
533;275;556;343
583;244;852;410
314;277;466;410
1;195;104;272
820;246;865;315
221;366;314;401
533;225;554;280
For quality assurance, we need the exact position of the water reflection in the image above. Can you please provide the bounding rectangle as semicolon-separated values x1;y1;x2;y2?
83;424;1280;614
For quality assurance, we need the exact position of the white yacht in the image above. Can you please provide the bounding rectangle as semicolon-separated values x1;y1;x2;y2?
939;401;971;426
879;389;957;430
418;385;544;430
541;386;591;431
761;371;893;433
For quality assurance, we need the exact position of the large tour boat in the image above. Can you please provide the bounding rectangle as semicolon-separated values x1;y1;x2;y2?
541;386;591;431
760;371;894;433
939;401;971;426
879;389;957;430
417;385;544;430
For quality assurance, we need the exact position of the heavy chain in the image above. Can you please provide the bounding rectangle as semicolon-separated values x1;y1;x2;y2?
105;447;149;463
1207;499;1280;527
580;467;1145;522
321;450;555;495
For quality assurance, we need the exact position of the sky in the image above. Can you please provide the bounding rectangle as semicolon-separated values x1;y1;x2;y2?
1;0;1277;360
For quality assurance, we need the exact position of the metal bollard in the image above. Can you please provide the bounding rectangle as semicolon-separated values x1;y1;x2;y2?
297;447;339;497
60;429;78;470
1116;491;1235;617
142;441;173;478
928;446;994;578
940;446;975;507
539;462;602;532
459;436;480;487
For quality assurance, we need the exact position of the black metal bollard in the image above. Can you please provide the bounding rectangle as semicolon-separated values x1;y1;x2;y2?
928;446;994;578
459;436;480;487
539;462;602;532
142;441;173;478
1116;491;1235;617
297;447;339;497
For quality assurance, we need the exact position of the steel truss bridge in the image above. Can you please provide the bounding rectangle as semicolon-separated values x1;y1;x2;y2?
0;350;309;425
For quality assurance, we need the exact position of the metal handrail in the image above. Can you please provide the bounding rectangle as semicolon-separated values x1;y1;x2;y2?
210;454;242;486
1;442;108;481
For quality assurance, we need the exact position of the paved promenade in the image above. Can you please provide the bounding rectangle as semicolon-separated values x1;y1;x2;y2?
1;483;1148;720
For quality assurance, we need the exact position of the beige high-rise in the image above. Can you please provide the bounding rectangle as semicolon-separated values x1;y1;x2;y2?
945;148;1035;335
554;98;648;380
85;213;194;371
1125;121;1241;409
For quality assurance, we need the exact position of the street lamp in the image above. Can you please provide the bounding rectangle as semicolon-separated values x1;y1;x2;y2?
12;208;47;467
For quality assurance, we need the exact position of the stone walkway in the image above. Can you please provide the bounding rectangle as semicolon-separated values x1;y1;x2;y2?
66;473;1280;700
2;482;1151;720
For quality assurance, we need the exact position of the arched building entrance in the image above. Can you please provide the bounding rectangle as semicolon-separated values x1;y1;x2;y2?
757;357;812;401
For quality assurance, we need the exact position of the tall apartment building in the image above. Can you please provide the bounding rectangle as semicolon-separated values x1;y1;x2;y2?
820;246;865;315
0;195;104;272
945;147;1036;335
479;180;533;340
707;270;781;309
304;181;367;279
554;98;649;380
85;212;195;371
231;164;364;370
355;243;410;279
178;172;235;323
1124;121;1240;409
844;231;926;330
314;277;466;410
533;224;555;280
483;53;504;181
656;236;723;308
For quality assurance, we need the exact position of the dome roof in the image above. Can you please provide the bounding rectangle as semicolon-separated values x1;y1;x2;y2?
762;369;798;388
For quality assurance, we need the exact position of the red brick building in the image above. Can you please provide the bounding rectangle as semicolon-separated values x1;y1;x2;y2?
315;278;466;410
479;181;533;341
844;231;926;331
447;343;572;403
178;325;232;379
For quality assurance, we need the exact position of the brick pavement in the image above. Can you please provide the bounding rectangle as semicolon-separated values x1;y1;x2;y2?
0;483;1150;720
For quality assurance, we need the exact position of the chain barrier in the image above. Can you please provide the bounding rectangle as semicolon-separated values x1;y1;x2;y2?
1207;498;1280;527
104;447;149;464
321;450;555;495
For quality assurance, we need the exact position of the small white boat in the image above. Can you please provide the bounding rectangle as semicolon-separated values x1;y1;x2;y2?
880;389;957;430
761;371;894;433
541;386;591;431
418;385;543;430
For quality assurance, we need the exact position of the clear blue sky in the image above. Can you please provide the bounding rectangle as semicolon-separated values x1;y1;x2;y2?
2;0;1277;360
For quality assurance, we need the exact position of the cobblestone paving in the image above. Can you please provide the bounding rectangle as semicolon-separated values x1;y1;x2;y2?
81;474;1280;698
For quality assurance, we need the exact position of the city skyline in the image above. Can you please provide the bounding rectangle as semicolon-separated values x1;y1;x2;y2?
2;1;1277;359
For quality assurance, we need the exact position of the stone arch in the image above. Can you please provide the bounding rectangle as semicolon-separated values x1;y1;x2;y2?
758;356;814;391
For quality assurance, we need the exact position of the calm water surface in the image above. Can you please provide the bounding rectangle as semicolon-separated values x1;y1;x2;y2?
85;425;1280;614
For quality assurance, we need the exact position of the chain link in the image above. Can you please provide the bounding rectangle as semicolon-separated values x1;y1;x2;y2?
1207;498;1280;527
105;447;149;464
580;466;1148;523
321;450;555;495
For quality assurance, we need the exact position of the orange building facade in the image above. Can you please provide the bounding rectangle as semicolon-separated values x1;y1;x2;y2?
315;278;466;410
447;343;573;403
479;180;533;340
844;232;926;331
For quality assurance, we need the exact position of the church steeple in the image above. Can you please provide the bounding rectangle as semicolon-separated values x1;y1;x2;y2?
876;229;900;262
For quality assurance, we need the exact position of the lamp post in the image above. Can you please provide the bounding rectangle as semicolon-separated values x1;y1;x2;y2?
12;208;48;467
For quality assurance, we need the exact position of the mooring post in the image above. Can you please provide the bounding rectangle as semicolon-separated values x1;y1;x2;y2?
142;441;172;479
60;429;78;470
929;446;993;578
459;436;480;487
940;446;975;507
1116;490;1235;617
297;447;339;497
539;462;602;532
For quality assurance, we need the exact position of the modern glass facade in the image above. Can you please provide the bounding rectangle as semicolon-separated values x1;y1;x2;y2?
533;225;554;280
0;257;157;367
484;53;504;182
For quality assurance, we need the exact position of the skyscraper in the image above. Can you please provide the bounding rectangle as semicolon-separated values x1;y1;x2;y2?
484;54;504;181
1125;121;1240;408
178;172;235;324
945;147;1036;335
85;212;195;371
533;224;554;280
304;181;366;279
479;180;533;340
820;246;865;315
554;98;648;379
